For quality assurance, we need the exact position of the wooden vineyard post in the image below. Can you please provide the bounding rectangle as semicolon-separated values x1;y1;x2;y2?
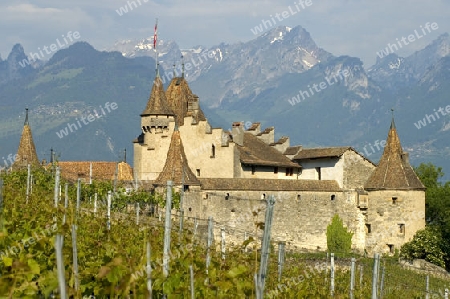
54;167;60;208
350;258;355;299
372;253;380;299
72;225;79;293
256;195;276;298
26;164;30;203
146;241;152;298
163;181;173;278
278;241;285;282
55;234;67;299
330;253;335;297
206;216;213;273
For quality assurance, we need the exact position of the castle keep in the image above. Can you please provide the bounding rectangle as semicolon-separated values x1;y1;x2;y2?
133;69;426;254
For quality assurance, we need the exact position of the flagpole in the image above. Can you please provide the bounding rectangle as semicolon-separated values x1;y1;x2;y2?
154;18;158;75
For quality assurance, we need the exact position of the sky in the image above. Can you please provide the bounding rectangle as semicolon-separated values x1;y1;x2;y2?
1;0;449;68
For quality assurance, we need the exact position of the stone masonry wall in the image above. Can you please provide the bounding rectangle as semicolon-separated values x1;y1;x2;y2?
343;151;375;190
364;190;425;254
183;189;366;253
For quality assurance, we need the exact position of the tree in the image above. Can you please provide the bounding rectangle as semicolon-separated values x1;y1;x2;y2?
414;163;444;189
400;226;446;268
326;214;353;254
414;163;450;269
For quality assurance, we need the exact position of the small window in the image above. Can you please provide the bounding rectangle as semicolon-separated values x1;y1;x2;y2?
392;197;398;204
274;167;278;174
297;194;301;201
398;224;405;234
196;169;200;177
387;244;394;254
331;195;336;201
211;145;215;158
316;167;321;180
251;165;256;175
285;168;293;176
225;193;229;200
188;207;192;212
261;193;266;199
183;185;190;192
365;224;372;234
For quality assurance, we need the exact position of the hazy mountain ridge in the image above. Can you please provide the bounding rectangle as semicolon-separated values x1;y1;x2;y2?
1;25;450;179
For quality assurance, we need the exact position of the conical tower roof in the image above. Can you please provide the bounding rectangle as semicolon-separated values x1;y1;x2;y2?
365;119;425;190
154;128;200;186
166;76;206;126
141;75;174;116
13;109;40;168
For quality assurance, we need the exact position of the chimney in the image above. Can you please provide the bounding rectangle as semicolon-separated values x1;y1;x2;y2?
231;122;244;146
256;127;274;144
271;136;290;153
401;152;410;166
247;122;261;135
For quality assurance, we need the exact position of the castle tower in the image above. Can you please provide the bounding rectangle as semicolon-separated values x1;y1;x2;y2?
12;108;40;168
153;127;200;187
165;72;206;127
364;117;425;254
133;69;175;181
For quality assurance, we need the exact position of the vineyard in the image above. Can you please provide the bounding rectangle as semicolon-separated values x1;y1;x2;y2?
0;167;450;298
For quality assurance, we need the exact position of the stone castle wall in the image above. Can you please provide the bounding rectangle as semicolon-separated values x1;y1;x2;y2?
364;189;425;254
181;186;424;255
183;189;367;253
343;151;375;190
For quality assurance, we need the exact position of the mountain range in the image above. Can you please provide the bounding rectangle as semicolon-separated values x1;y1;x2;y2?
1;25;449;180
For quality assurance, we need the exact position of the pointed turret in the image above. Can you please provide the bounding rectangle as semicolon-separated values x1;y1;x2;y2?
154;127;200;186
166;75;206;126
141;69;174;117
13;108;40;168
365;117;425;190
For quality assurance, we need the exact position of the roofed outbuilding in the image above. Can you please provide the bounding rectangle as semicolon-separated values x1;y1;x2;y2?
54;161;133;182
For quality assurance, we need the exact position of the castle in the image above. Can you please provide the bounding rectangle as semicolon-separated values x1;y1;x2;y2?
12;66;426;254
133;68;426;254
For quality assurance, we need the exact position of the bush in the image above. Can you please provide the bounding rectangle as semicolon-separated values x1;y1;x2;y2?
400;226;446;268
326;214;353;254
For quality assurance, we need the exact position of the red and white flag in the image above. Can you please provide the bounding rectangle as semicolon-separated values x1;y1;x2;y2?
153;19;158;49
